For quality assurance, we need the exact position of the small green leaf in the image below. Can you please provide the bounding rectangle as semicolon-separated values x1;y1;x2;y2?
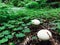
5;35;13;39
13;27;23;31
2;30;10;35
15;21;22;25
8;20;16;25
9;42;15;45
23;17;30;20
0;38;8;44
57;23;60;29
26;22;31;26
22;28;31;33
0;26;5;31
16;33;25;38
13;28;18;31
21;24;26;27
54;23;60;33
32;36;37;40
19;27;23;30
50;27;56;30
0;33;4;38
12;32;16;35
3;23;14;28
56;28;60;33
0;3;7;8
8;25;15;29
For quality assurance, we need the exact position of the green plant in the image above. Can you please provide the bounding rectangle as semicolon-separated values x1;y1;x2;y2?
9;42;15;45
52;21;60;33
2;30;10;35
5;35;13;39
25;1;39;8
16;33;25;38
0;4;60;45
39;0;47;3
0;38;8;44
0;16;31;45
17;1;25;7
22;28;31;33
35;0;47;8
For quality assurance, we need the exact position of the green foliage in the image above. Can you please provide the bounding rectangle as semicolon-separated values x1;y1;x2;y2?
9;42;15;45
25;1;39;8
0;33;4;38
0;10;31;44
16;33;25;38
50;20;60;33
0;26;5;31
5;35;13;39
0;3;7;8
2;0;60;8
3;0;32;7
22;28;31;33
17;1;25;7
13;27;22;31
0;2;60;44
35;0;47;3
0;38;8;44
32;36;37;40
2;30;10;35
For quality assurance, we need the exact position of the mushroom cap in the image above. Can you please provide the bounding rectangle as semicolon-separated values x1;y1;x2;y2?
31;19;40;25
37;29;52;40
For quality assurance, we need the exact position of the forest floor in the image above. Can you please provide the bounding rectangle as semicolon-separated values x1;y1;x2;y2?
19;20;60;45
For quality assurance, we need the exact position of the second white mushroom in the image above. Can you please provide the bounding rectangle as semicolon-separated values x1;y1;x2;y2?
31;19;40;25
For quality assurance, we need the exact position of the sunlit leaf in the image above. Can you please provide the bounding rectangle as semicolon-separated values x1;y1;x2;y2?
16;33;25;38
0;26;5;31
5;35;13;39
13;27;23;31
32;36;37;40
22;28;31;33
2;30;10;35
0;38;8;44
9;42;15;45
0;33;4;38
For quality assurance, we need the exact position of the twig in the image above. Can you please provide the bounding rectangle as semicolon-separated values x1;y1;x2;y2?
47;32;58;45
20;36;32;45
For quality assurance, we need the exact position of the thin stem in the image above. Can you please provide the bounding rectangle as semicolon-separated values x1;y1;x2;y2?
47;32;58;45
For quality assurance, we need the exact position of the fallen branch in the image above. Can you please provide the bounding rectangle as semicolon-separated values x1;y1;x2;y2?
47;32;58;45
20;36;32;45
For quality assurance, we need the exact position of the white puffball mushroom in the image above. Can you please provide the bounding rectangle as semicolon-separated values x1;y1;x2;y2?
37;29;52;41
31;19;40;25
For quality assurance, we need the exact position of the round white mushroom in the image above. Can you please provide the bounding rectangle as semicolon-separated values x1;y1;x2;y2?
37;29;52;41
